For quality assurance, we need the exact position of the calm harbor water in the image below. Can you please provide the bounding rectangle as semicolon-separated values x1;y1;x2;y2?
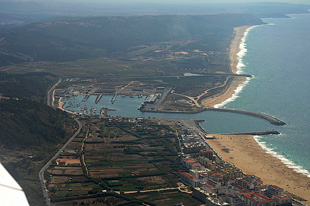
63;13;310;176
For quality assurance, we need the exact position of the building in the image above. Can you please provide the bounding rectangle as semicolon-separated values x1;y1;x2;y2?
180;172;200;188
272;195;292;205
57;159;67;166
240;192;276;206
265;185;285;198
202;183;217;194
193;188;209;202
200;149;216;161
236;178;255;190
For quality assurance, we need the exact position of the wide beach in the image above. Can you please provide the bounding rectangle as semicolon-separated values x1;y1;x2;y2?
201;26;250;108
205;25;310;203
208;134;310;203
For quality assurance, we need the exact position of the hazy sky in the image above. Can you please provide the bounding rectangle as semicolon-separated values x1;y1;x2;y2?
10;0;310;4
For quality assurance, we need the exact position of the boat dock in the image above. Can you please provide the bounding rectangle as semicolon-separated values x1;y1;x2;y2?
111;94;118;104
82;95;90;102
95;93;103;104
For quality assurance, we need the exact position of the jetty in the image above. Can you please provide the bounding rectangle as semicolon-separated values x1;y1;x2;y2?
221;130;280;136
82;94;90;102
111;94;117;104
95;93;103;104
205;108;286;126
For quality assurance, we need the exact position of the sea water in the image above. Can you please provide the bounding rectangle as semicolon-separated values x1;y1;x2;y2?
221;13;310;176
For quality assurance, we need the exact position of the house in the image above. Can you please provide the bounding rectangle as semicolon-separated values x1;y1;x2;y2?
57;159;67;166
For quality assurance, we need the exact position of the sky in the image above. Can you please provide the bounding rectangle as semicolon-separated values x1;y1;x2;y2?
6;0;310;4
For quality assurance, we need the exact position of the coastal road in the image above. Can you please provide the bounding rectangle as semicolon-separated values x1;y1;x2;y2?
39;119;82;206
47;78;62;107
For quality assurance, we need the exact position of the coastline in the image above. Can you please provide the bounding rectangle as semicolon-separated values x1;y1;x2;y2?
204;24;310;203
201;25;254;108
207;134;310;203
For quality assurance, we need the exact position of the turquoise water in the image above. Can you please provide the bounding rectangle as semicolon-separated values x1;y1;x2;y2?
63;13;310;176
224;14;310;175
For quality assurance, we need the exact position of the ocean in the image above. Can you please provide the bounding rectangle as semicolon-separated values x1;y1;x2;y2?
62;13;310;178
220;13;310;177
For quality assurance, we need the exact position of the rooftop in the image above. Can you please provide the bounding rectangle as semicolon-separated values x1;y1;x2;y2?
180;172;198;180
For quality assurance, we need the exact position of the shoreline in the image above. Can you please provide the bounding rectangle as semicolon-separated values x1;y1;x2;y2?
201;25;254;108
204;24;310;203
207;134;310;203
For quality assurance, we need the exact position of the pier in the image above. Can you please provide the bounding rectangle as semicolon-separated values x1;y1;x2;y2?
111;94;118;104
205;108;286;126
95;93;103;104
82;94;90;102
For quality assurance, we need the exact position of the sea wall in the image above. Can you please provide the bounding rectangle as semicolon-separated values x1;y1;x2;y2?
205;108;286;126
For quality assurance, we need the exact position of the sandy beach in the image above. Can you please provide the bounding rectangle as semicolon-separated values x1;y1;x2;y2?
201;76;246;108
201;26;250;108
208;134;310;203
230;26;251;74
202;25;310;203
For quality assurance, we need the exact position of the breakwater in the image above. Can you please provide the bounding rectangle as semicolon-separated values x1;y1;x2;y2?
221;130;280;136
205;108;286;126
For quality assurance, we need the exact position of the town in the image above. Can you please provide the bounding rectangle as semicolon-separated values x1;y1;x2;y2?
42;108;304;205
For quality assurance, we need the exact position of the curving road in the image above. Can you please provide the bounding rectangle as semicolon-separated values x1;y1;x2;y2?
47;78;62;107
39;118;82;206
40;77;82;206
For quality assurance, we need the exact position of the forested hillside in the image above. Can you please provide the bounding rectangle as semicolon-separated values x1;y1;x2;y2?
0;99;74;148
0;72;56;102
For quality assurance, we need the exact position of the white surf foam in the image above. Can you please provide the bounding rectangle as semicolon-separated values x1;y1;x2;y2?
236;25;259;74
214;25;259;108
214;77;251;108
254;136;310;177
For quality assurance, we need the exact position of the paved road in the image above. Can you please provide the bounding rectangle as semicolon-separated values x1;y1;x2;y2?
39;119;82;206
47;78;62;107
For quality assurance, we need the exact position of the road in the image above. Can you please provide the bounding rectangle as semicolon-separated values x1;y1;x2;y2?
47;78;62;107
39;119;82;206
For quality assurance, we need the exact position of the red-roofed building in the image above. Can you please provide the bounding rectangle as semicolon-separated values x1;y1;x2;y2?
227;179;236;186
202;183;216;194
272;195;292;205
236;178;255;190
232;184;250;193
180;172;200;188
200;149;216;161
255;184;268;193
240;192;276;206
181;157;196;168
189;162;203;170
265;185;285;198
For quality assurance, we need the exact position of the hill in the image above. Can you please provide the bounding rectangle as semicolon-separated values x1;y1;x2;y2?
0;14;264;64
